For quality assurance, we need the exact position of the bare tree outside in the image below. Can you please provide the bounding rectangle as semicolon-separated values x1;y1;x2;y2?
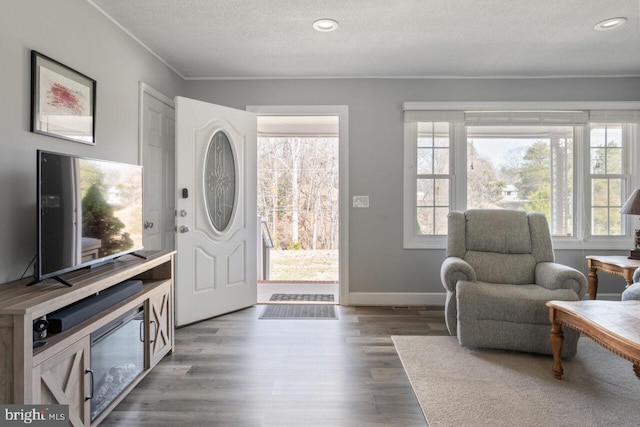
258;136;339;281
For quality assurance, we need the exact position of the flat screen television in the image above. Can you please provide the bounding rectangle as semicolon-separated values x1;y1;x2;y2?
35;150;144;285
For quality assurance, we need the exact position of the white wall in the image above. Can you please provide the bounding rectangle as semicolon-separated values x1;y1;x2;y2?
1;0;638;300
0;0;184;283
184;78;640;301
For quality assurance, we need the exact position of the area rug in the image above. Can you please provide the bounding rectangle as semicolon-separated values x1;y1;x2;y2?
269;293;335;302
392;336;640;427
259;304;338;319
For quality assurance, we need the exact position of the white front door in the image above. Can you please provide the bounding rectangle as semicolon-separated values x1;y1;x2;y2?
174;96;257;326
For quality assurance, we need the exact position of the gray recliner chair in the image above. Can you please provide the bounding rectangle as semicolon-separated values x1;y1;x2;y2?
440;209;588;357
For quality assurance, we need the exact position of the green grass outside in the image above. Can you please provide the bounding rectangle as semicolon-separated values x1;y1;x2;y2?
267;249;339;282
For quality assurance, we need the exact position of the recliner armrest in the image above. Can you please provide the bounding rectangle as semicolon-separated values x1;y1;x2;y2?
634;267;640;284
535;262;588;298
441;257;477;292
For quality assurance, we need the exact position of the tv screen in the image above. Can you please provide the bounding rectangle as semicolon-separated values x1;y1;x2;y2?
37;150;144;282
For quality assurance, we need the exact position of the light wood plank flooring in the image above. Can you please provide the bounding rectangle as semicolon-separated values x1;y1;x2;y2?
101;305;447;426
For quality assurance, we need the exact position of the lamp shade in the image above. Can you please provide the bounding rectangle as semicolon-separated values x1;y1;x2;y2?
621;189;640;215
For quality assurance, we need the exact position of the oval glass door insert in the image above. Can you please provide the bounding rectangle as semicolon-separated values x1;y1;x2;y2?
204;131;236;232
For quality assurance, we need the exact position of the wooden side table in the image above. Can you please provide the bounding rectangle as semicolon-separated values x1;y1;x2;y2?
586;255;640;300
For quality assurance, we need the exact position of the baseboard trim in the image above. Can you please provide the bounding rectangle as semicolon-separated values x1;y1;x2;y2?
596;293;623;301
346;291;622;306
347;292;446;307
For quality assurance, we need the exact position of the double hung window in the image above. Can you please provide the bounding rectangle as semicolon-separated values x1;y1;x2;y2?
415;122;451;235
589;123;625;235
403;103;640;249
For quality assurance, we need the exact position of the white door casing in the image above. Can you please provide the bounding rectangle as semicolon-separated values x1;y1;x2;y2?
175;96;257;326
247;105;349;305
139;83;175;251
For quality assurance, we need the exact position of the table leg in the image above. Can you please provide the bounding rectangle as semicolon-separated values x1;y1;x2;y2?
634;364;640;378
550;320;564;379
588;266;598;300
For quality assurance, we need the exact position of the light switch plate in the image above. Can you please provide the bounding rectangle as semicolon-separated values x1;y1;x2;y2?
353;196;369;208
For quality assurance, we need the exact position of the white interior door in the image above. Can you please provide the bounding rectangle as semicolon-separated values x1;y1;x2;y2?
141;87;175;251
175;96;257;326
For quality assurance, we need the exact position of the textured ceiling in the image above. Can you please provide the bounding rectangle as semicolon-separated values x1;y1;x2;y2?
89;0;640;79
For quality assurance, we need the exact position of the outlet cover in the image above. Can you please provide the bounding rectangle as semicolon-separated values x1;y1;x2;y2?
353;196;369;208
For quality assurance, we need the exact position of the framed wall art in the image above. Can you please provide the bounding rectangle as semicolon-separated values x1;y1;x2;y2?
30;50;96;145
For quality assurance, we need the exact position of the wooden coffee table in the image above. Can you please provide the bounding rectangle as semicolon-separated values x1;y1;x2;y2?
546;300;640;379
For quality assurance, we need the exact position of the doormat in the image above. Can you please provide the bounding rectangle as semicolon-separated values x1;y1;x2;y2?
269;293;335;302
259;304;338;319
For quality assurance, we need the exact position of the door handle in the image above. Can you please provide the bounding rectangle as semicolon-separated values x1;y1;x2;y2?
144;220;154;229
85;368;94;401
149;320;156;343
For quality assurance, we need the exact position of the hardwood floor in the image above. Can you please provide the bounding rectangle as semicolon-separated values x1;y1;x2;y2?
101;305;448;426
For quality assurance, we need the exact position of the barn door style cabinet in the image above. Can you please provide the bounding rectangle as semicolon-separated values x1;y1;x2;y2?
0;251;175;426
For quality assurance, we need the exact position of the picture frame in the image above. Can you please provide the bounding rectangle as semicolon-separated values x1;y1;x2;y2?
30;50;96;145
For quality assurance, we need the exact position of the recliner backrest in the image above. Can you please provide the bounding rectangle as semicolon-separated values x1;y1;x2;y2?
466;209;531;254
447;209;555;284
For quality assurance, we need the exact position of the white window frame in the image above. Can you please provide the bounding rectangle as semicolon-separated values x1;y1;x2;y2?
403;121;457;248
584;122;637;243
247;104;351;304
403;102;640;250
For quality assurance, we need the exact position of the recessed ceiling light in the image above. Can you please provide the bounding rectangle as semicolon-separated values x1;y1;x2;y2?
313;18;338;32
594;17;627;31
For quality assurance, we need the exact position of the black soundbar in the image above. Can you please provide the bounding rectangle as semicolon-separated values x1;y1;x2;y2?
48;280;143;334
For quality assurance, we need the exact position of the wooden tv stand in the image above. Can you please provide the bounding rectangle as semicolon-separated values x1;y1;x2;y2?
0;250;175;426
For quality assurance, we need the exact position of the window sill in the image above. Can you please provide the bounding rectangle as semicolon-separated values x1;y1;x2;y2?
404;236;633;251
553;237;632;251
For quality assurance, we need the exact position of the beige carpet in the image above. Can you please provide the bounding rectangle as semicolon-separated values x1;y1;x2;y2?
392;336;640;427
